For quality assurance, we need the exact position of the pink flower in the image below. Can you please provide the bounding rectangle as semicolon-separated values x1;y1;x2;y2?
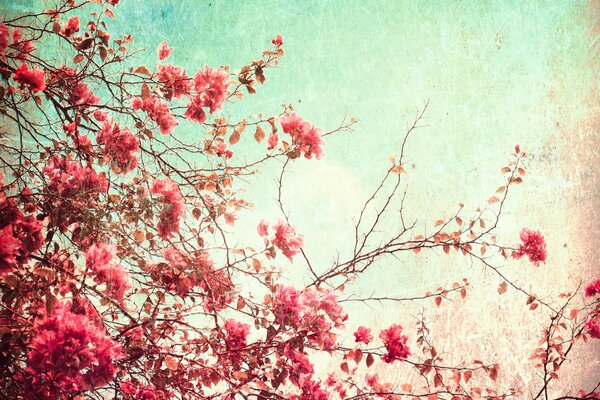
585;279;600;297
134;95;178;134
365;373;379;388
273;285;302;326
93;110;109;121
13;63;46;92
156;64;191;99
216;141;233;158
257;219;269;237
267;131;278;150
279;113;324;159
272;34;283;46
379;324;410;363
96;118;139;173
184;95;206;124
515;228;547;265
26;301;123;396
585;317;600;339
272;220;303;260
61;16;80;37
192;65;230;113
157;40;173;60
0;24;8;55
43;156;108;198
85;243;132;302
151;178;185;240
354;326;373;344
0;225;20;275
223;319;250;351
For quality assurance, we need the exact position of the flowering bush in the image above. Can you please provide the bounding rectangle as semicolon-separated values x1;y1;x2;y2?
0;2;597;400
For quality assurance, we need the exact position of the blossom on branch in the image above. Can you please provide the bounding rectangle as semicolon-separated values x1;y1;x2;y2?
13;63;46;92
379;324;411;363
515;228;547;265
150;178;185;240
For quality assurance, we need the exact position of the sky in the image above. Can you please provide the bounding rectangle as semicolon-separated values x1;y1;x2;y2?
4;0;599;394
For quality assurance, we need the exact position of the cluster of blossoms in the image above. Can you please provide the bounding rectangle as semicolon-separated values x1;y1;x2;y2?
515;228;547;265
60;16;80;37
585;316;600;339
85;243;132;303
121;380;173;400
353;325;374;344
184;66;231;124
0;175;44;275
0;22;35;60
133;95;178;135
152;246;234;311
47;65;101;107
585;278;600;298
274;285;347;348
379;324;411;363
62;122;93;154
157;63;190;100
222;319;251;362
24;301;123;397
96;118;139;173
150;178;185;240
278;112;325;159
13;63;46;92
258;219;304;260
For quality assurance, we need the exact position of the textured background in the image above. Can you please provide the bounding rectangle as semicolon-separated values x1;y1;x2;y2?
4;0;599;395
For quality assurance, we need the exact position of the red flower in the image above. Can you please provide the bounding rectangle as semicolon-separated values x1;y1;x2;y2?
61;16;80;37
157;64;191;99
85;243;132;302
585;317;600;339
272;34;283;46
353;326;373;344
379;324;410;363
223;319;250;351
133;95;178;134
585;279;600;297
13;63;46;92
192;65;230;113
96;118;139;173
157;40;173;60
151;178;185;240
272;220;303;260
515;228;547;265
279;113;324;159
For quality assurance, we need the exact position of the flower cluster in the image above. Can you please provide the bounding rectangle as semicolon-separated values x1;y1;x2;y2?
157;41;172;61
0;23;35;59
183;66;230;124
585;316;600;339
223;319;250;352
353;326;373;344
96;118;139;173
43;156;108;198
585;278;600;297
25;301;123;397
85;243;132;302
133;95;178;134
60;16;80;37
48;65;101;107
279;113;325;159
258;220;304;260
63;122;93;154
157;64;191;99
121;380;173;400
0;177;44;275
150;178;185;240
13;63;46;92
515;228;547;265
379;324;411;363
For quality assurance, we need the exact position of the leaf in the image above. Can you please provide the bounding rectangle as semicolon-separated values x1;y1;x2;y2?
254;125;266;143
164;355;178;371
452;371;461;385
99;46;108;62
366;353;374;367
133;230;145;244
488;196;500;204
236;297;246;310
401;384;412;393
52;21;61;33
435;297;442;307
340;362;349;374
434;373;443;387
464;370;472;383
73;54;84;64
78;38;94;51
501;166;511;173
134;65;152;76
229;131;241;145
460;287;467;299
435;219;444;227
252;258;261;273
498;281;508;294
391;165;405;174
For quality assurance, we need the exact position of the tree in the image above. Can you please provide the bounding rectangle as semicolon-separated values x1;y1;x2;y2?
0;1;598;399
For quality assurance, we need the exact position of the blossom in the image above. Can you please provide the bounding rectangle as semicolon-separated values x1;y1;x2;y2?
13;63;46;92
216;141;233;158
192;65;230;113
47;65;101;106
0;24;8;55
279;113;324;159
515;228;547;265
184;95;206;124
121;380;172;400
585;317;600;339
267;131;278;150
272;34;283;46
96;118;139;173
61;16;80;37
223;319;250;351
0;225;20;275
85;243;132;302
133;95;178;134
157;40;173;60
272;220;303;260
365;373;379;388
25;301;123;396
43;156;108;198
156;64;191;99
150;178;185;240
379;324;410;363
257;219;269;237
585;279;600;297
353;326;373;344
273;285;303;326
